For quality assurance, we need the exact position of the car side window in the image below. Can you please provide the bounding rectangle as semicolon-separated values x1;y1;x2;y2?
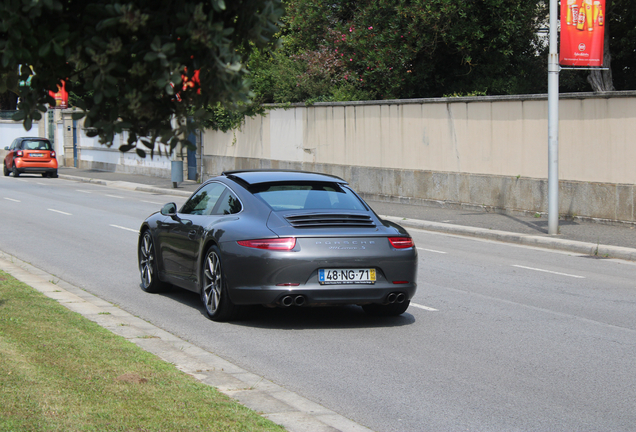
213;190;242;215
180;182;226;215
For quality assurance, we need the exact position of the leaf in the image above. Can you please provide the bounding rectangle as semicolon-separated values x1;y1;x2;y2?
119;144;135;152
136;148;147;158
12;111;26;121
161;43;176;54
24;117;33;131
53;42;63;56
38;42;51;57
141;139;155;150
144;52;158;62
72;112;86;120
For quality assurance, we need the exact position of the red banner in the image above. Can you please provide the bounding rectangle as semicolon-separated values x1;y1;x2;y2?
559;0;605;67
49;81;68;108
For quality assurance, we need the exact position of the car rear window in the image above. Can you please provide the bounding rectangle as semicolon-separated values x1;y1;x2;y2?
22;140;52;150
251;182;368;211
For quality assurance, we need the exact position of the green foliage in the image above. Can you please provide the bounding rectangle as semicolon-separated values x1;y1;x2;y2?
261;0;549;103
0;0;283;155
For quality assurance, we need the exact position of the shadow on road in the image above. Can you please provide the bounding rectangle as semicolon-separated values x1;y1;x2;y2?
150;285;416;330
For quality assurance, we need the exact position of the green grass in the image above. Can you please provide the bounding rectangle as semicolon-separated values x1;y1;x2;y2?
0;271;285;432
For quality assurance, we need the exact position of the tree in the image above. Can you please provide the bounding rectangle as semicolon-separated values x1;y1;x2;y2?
261;0;549;103
0;0;283;156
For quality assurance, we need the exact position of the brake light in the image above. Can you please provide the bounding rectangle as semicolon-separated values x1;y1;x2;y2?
388;237;414;249
237;238;297;250
51;151;56;158
16;150;23;157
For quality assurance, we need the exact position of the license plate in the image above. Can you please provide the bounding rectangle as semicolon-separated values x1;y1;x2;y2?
319;268;376;284
30;153;44;157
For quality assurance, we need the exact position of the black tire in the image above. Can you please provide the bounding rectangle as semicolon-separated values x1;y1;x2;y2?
3;163;9;177
41;173;48;178
12;166;19;177
201;245;240;322
138;230;168;293
362;300;410;317
50;170;58;178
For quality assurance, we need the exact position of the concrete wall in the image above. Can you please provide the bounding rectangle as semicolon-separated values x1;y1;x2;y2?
3;92;635;223
202;92;636;223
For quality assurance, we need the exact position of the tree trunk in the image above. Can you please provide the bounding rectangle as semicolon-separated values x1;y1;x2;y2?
587;9;615;92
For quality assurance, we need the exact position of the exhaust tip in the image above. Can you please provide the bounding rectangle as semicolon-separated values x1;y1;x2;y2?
386;293;397;304
396;293;406;303
281;295;293;307
293;295;306;306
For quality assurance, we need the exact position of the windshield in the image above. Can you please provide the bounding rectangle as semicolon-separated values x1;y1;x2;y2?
251;182;368;211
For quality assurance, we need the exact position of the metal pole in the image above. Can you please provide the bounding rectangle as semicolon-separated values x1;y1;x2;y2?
548;0;560;235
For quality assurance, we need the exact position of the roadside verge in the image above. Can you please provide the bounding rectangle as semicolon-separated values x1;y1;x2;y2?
0;251;373;432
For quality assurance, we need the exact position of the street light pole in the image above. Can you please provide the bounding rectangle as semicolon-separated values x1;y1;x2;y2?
548;0;560;235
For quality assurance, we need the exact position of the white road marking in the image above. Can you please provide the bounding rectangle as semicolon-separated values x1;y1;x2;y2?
417;247;447;254
106;194;123;199
410;303;439;311
48;209;72;216
141;200;162;205
36;182;47;185
110;224;138;233
512;264;585;279
4;197;21;202
76;190;92;194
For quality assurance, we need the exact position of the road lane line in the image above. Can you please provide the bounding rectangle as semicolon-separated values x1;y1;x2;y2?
48;209;72;216
512;264;585;279
76;190;92;193
410;303;438;311
417;247;447;254
3;197;21;202
110;224;138;233
106;194;123;199
141;200;163;205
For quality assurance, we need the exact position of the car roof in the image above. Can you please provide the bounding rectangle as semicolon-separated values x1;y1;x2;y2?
222;170;347;185
18;137;50;141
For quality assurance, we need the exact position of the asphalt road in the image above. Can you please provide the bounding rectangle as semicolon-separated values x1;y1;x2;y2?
2;174;635;432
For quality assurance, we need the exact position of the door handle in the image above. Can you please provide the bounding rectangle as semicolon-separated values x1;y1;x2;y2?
188;230;197;240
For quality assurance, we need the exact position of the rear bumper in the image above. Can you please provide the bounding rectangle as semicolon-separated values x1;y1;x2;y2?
229;283;417;306
14;159;58;173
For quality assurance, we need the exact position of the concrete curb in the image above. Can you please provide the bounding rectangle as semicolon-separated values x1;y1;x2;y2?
59;174;193;198
384;216;636;261
0;252;372;432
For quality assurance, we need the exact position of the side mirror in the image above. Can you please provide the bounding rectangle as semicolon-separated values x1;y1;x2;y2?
4;147;9;150
161;202;178;217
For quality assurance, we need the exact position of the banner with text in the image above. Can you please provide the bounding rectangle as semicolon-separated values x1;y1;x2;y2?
559;0;606;66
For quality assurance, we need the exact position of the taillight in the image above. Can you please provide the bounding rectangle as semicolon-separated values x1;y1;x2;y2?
51;151;56;158
16;150;23;157
237;238;297;250
388;237;414;249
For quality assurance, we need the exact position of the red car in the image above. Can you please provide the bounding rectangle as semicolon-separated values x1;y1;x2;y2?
3;137;58;178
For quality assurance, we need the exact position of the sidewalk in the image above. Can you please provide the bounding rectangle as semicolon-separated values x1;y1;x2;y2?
58;167;636;260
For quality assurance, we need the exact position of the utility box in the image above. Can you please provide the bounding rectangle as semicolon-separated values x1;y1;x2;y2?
171;160;183;188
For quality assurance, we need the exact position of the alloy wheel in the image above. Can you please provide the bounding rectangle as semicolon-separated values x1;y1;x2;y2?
139;232;155;289
202;250;222;315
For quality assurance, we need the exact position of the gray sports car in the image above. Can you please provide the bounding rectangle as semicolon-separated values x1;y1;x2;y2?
138;170;418;321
